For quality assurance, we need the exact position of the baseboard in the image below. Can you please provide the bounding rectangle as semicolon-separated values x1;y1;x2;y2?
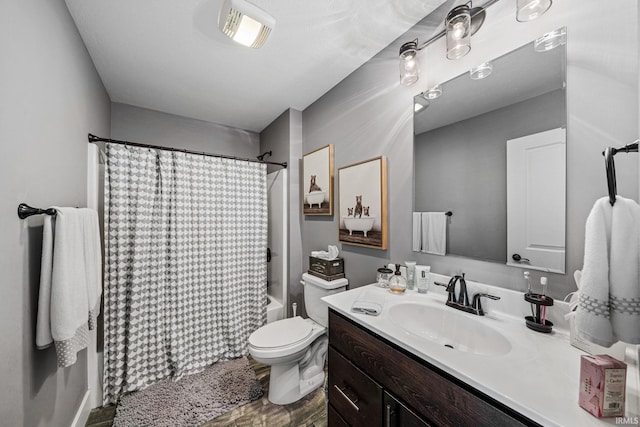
70;390;91;427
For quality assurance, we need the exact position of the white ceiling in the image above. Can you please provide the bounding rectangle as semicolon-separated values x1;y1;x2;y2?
65;0;447;132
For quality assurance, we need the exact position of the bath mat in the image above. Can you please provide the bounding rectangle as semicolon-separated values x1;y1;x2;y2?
113;357;263;427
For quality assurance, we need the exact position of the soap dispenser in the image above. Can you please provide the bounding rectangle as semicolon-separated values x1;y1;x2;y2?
389;263;407;294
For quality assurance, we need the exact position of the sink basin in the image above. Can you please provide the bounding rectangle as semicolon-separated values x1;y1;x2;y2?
388;302;512;356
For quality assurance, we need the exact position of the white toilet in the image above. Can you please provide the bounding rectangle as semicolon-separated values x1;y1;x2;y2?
248;272;348;404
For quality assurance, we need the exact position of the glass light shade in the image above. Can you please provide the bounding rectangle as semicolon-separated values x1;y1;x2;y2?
534;27;566;52
446;5;471;60
470;62;493;80
399;42;419;86
424;85;442;99
516;0;552;22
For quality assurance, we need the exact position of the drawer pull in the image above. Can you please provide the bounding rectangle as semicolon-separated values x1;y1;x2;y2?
333;384;360;412
385;403;393;427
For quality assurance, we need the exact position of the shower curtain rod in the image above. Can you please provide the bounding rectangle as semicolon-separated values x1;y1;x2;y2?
88;133;287;168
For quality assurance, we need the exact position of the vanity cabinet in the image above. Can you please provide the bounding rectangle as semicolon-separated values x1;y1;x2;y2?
327;309;539;427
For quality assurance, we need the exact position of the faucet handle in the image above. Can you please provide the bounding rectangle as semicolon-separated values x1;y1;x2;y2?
471;293;501;316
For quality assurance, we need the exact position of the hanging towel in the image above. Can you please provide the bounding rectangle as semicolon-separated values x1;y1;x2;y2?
36;208;102;367
412;212;422;252
421;212;447;256
575;196;640;347
351;288;385;316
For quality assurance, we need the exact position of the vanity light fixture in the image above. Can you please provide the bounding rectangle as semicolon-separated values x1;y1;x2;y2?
469;61;493;79
398;1;497;86
218;0;275;48
400;40;420;86
534;27;566;52
516;0;552;22
398;0;553;86
424;85;442;99
446;5;472;60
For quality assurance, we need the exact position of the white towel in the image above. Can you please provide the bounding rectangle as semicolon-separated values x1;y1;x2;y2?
36;207;102;367
412;212;422;252
421;212;447;256
575;196;640;347
351;289;385;316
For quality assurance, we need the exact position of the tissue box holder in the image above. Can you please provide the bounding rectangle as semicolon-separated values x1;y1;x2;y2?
579;354;626;418
308;256;344;281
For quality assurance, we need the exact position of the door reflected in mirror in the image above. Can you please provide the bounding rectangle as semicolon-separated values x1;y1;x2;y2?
413;28;567;273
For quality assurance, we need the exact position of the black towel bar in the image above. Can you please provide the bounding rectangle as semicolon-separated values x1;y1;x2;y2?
603;140;638;206
17;203;56;219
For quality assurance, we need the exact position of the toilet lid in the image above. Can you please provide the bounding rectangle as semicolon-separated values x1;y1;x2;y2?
249;317;313;349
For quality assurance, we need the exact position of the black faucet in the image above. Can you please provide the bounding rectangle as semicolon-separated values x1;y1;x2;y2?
471;293;501;316
440;273;501;316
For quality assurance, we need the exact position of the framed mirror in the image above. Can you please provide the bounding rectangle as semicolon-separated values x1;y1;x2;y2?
413;27;567;273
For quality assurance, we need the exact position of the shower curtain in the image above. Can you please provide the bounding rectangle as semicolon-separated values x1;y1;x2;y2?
102;143;267;404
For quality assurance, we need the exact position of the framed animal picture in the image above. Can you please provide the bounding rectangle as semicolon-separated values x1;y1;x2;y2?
302;144;334;215
338;156;388;249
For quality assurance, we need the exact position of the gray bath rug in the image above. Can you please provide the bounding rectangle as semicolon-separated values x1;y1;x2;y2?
113;357;263;427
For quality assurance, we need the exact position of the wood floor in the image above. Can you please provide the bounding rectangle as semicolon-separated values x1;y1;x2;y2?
85;358;327;427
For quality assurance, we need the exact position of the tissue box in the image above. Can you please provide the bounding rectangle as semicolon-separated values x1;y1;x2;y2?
308;256;344;281
579;354;627;418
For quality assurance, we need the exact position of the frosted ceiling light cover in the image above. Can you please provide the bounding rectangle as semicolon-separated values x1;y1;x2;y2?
219;0;275;48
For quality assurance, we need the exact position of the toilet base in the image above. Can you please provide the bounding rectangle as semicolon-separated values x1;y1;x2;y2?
267;336;328;405
268;363;325;405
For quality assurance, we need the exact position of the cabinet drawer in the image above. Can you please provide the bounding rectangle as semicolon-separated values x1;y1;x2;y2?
384;391;433;427
329;310;535;427
328;346;382;427
328;403;350;427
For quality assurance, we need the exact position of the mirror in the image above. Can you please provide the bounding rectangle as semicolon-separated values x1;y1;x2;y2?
413;28;567;273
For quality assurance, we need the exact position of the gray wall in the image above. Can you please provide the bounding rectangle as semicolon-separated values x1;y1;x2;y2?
0;1;111;426
302;0;638;301
260;109;304;317
415;89;566;263
111;103;259;157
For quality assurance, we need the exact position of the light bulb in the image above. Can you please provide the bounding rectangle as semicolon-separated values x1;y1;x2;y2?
451;22;466;40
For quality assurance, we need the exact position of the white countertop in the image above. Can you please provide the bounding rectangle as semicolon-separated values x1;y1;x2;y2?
322;275;640;427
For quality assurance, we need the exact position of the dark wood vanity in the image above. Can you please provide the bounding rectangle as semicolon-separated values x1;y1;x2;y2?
327;309;540;427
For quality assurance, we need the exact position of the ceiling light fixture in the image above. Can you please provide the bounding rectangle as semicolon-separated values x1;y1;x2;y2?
469;61;493;79
534;27;566;52
399;0;553;86
516;0;552;22
218;0;275;48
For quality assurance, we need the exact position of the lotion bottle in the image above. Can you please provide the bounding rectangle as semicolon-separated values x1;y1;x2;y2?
415;265;431;294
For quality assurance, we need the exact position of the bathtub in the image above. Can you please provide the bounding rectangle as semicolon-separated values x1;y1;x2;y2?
266;295;283;323
305;191;325;208
342;216;376;237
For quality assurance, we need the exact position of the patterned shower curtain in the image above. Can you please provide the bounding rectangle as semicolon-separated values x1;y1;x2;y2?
103;143;267;404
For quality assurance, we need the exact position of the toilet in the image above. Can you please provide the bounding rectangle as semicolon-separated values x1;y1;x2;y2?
248;272;348;404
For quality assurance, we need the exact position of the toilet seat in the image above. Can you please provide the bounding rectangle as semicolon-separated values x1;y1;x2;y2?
248;317;325;360
249;316;312;349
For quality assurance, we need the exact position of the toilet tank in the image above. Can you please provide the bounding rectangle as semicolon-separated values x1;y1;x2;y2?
302;272;348;327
